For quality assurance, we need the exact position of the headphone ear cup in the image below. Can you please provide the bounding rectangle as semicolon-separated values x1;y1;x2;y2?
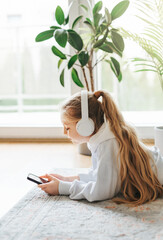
76;118;95;137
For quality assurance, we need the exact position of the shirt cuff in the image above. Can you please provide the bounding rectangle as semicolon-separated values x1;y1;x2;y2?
78;173;90;182
59;181;72;195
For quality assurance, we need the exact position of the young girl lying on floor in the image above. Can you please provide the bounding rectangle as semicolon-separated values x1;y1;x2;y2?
38;90;163;206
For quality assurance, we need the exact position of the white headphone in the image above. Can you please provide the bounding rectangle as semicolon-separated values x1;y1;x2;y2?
76;90;95;137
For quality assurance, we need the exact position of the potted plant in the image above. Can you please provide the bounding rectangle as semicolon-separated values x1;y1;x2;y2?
120;0;163;155
35;0;130;91
35;0;130;155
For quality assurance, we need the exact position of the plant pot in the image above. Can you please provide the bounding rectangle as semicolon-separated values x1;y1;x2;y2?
78;143;91;156
154;126;163;155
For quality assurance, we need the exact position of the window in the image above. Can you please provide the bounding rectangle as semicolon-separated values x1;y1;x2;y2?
98;0;163;111
0;0;69;114
0;0;162;139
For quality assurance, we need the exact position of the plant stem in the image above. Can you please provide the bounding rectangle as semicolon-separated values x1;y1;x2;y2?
93;54;107;68
74;63;82;67
81;66;90;91
88;49;94;92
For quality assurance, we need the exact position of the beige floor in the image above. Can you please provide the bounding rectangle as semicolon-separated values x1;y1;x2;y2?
0;142;91;218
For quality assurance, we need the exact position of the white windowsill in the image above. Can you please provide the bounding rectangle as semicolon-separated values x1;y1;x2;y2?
122;111;163;139
0;111;162;139
0;112;65;139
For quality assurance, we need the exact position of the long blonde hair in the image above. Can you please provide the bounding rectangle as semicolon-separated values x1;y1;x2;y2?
61;90;163;206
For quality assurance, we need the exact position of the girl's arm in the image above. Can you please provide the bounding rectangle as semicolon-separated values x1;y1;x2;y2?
59;162;119;202
40;173;79;182
59;139;121;202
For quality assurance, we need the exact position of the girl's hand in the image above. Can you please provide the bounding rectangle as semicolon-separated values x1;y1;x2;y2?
38;174;59;195
47;173;67;181
41;173;80;182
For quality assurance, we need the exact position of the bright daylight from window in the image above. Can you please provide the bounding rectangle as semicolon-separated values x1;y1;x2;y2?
0;0;69;114
0;0;162;128
98;0;163;111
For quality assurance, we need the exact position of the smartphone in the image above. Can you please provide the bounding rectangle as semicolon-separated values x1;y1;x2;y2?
27;173;49;185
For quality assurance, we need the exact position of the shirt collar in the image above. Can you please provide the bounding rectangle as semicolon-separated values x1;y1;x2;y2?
87;120;115;153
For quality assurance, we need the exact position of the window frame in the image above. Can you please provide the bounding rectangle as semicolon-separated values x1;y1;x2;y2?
0;0;162;140
0;111;162;139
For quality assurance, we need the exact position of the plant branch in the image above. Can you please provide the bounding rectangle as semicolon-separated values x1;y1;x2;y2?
74;63;82;67
93;54;108;68
88;49;94;92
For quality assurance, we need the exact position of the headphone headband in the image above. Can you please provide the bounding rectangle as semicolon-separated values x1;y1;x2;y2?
81;90;88;120
76;90;95;137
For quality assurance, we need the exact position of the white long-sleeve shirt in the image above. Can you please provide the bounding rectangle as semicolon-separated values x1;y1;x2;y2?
59;122;163;202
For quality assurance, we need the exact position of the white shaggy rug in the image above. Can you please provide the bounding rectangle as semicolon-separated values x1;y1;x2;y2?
0;168;163;240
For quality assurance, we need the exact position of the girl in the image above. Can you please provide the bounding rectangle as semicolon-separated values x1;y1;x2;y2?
39;90;163;206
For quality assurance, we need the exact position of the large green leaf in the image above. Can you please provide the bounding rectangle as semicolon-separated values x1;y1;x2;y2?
99;43;113;53
97;22;107;34
93;38;106;48
93;1;103;15
54;29;67;48
50;26;61;30
68;55;78;69
64;15;69;25
84;20;95;32
111;57;120;76
110;57;122;81
93;29;109;48
72;16;83;29
71;68;84;87
58;59;63;69
78;51;89;66
80;0;92;13
118;72;122;82
105;41;122;57
51;46;67;59
86;18;93;26
60;69;65;87
67;30;83;51
35;30;54;42
105;8;111;25
55;6;65;25
93;13;102;29
111;30;124;52
111;0;130;21
80;4;88;12
63;1;73;26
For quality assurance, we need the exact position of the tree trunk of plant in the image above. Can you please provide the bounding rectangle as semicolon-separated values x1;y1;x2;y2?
88;49;94;92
